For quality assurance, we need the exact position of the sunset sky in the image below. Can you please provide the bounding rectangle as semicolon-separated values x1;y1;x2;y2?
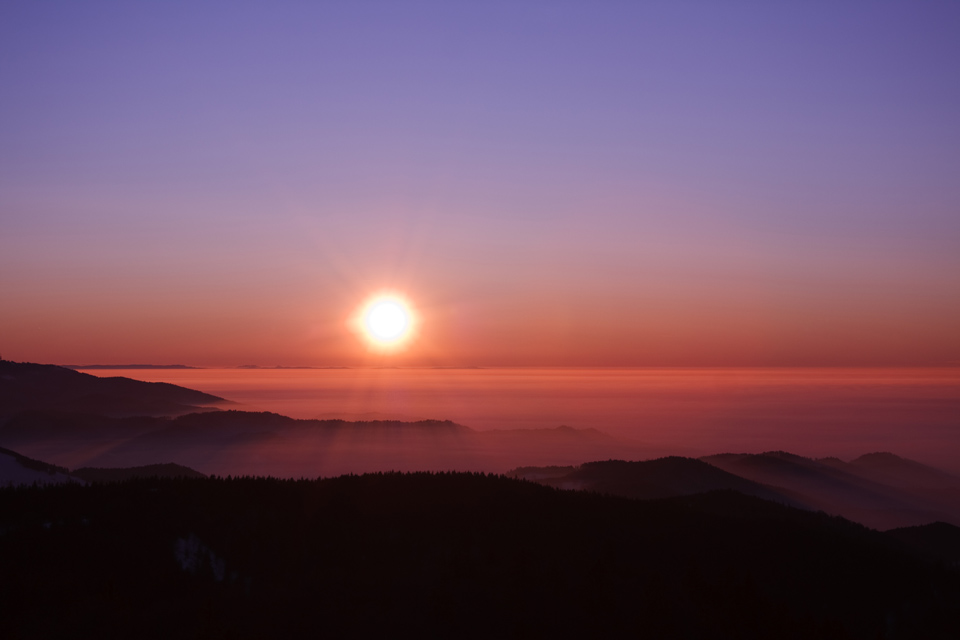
2;2;959;366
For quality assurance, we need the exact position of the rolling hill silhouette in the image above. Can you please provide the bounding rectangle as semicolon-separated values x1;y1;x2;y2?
702;451;960;529
508;457;804;506
0;445;79;487
0;401;645;479
0;360;225;420
1;444;208;487
510;452;960;530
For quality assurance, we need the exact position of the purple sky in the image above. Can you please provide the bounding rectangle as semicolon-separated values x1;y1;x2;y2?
2;2;959;365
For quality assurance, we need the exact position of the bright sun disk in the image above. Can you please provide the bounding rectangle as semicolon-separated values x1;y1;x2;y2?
365;299;409;342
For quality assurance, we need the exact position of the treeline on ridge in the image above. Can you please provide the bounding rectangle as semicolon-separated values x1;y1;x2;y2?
1;472;958;639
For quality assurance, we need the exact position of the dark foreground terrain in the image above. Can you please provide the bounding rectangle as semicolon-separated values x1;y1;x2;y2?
1;473;958;639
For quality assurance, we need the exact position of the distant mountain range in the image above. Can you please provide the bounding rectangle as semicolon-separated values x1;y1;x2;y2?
509;452;960;530
0;407;622;480
703;451;960;530
3;359;959;531
63;364;202;370
508;457;804;506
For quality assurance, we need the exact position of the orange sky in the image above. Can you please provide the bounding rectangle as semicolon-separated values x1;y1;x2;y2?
3;241;958;367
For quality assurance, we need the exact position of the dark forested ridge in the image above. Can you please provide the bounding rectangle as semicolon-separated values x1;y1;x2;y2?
71;463;207;483
513;453;960;530
1;473;958;639
508;457;804;506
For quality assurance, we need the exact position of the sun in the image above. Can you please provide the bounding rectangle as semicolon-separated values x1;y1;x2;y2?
365;299;409;342
352;293;417;350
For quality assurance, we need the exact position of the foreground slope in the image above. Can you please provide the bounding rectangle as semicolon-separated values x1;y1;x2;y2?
1;474;958;639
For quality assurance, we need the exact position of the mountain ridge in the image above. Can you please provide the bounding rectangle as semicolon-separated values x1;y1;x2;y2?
0;360;225;420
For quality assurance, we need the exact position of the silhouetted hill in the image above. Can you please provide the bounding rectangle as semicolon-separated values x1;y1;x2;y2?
72;463;206;483
507;464;577;480
508;457;804;506
702;451;960;530
0;445;70;475
0;474;957;639
0;445;79;486
2;445;205;486
0;360;225;421
844;452;959;489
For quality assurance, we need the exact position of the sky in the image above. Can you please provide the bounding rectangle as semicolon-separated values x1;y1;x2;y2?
2;1;959;367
